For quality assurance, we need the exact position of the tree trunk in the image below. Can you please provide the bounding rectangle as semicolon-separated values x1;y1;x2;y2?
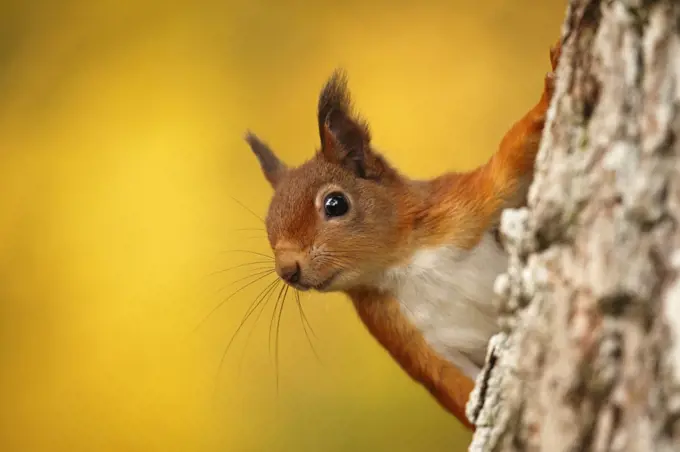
466;1;680;451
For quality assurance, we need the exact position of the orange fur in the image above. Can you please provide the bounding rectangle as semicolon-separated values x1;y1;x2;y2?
414;46;559;251
245;41;562;432
347;43;559;430
349;288;476;430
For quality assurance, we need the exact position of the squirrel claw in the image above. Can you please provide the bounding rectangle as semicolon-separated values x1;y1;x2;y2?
549;40;562;71
542;40;562;100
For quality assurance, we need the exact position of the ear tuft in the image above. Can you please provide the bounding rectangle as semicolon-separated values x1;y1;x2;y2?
244;130;287;188
317;69;379;179
317;69;372;143
317;69;351;138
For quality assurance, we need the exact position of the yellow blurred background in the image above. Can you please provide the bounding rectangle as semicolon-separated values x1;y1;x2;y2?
0;1;566;451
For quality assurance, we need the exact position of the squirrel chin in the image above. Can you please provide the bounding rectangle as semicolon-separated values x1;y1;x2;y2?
288;271;340;293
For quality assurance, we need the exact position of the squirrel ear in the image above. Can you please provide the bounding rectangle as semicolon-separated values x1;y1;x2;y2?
317;70;376;179
244;131;287;188
320;112;373;179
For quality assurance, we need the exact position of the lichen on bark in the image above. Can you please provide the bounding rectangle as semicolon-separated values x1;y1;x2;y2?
467;1;680;450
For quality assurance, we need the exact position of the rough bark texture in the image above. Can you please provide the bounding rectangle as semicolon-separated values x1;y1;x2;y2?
466;1;680;450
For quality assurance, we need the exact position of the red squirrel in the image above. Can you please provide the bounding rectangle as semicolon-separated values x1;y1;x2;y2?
244;41;561;430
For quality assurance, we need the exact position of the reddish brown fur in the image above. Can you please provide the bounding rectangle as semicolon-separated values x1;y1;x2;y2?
245;42;561;431
349;287;476;430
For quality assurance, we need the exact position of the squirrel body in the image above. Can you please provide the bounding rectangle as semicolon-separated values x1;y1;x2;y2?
244;42;561;431
350;231;506;428
377;232;507;378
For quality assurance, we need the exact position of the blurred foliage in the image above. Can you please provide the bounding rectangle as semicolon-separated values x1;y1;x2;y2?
0;0;566;451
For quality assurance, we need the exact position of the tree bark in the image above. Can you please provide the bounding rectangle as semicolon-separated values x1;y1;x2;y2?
466;1;680;451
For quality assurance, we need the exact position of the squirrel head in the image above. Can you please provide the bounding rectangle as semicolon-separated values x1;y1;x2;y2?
245;70;412;292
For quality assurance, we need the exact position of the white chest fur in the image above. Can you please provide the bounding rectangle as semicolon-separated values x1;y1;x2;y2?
378;232;507;380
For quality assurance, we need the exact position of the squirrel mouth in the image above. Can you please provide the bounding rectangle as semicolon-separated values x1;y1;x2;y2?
292;272;338;292
313;273;338;292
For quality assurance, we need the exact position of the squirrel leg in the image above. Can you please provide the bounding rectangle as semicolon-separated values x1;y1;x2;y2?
426;40;564;250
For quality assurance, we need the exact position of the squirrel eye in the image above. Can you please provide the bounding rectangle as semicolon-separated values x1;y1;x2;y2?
323;192;349;218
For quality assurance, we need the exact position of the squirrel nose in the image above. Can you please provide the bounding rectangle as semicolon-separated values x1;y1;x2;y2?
278;261;301;284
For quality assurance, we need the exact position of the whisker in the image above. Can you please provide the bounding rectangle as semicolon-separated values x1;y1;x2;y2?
206;260;273;278
313;258;352;270
221;249;274;260
193;270;276;333
267;283;288;397
238;236;268;241
212;275;281;399
222;279;280;365
227;278;280;352
188;260;270;299
312;249;378;258
228;195;265;224
316;256;351;265
274;285;289;396
236;279;282;377
215;268;276;295
295;291;317;339
268;283;287;363
313;253;357;261
295;290;322;363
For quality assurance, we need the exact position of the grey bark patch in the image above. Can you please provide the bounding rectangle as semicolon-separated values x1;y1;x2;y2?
467;1;680;451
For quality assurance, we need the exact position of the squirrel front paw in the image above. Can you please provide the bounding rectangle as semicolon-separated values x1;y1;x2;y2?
543;39;562;102
550;40;561;71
